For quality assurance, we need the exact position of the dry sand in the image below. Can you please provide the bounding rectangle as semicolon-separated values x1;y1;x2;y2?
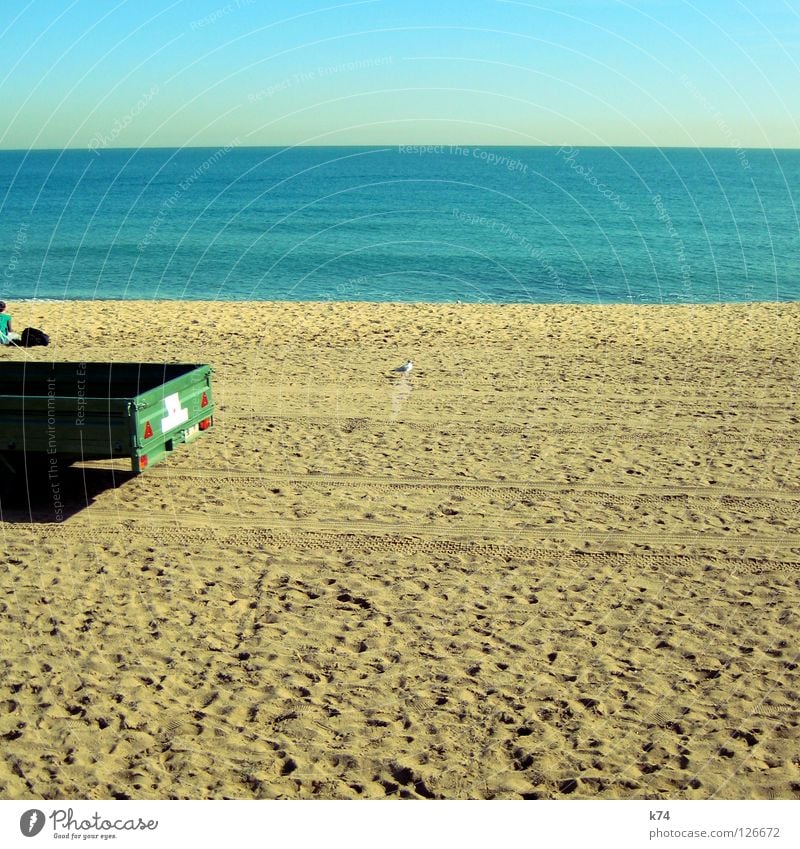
0;299;798;800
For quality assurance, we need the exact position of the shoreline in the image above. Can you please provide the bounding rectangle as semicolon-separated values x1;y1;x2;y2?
11;296;800;307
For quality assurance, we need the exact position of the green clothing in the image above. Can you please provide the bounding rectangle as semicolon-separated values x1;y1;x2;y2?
0;314;11;344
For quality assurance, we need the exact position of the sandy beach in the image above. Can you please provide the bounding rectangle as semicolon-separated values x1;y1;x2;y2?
0;299;798;800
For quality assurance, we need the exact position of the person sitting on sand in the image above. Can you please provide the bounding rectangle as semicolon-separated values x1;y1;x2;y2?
0;302;21;345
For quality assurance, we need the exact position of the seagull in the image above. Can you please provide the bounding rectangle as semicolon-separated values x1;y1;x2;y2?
392;360;413;374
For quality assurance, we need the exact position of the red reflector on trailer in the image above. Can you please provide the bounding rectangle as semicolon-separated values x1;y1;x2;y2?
144;421;153;439
201;392;209;408
139;455;149;469
199;417;212;430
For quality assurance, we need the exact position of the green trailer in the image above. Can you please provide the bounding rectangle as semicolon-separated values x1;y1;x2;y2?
0;362;214;493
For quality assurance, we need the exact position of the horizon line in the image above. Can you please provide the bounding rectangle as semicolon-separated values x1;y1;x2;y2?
2;143;798;153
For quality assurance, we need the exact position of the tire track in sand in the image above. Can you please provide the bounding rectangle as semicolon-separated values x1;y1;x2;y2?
219;411;799;446
58;509;800;555
143;468;800;502
46;518;800;574
141;469;800;518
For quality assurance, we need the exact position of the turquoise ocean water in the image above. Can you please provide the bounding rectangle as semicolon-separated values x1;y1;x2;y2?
1;146;799;304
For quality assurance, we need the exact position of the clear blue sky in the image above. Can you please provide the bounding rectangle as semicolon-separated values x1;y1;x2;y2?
1;0;798;149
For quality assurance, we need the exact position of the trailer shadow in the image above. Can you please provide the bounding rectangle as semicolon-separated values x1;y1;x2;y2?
0;463;137;523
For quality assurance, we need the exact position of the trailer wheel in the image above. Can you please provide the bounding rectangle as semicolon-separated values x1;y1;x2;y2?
0;453;17;503
0;453;56;507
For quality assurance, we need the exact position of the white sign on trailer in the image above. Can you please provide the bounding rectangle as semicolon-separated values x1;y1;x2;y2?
160;392;189;433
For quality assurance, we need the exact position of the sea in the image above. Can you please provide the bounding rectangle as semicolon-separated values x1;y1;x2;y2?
1;145;799;304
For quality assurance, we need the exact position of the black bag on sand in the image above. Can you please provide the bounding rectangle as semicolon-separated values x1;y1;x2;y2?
19;327;50;347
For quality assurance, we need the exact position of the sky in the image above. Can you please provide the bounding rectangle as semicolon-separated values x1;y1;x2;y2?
1;0;799;149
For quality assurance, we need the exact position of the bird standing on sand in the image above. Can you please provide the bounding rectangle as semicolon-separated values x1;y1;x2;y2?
392;360;413;374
